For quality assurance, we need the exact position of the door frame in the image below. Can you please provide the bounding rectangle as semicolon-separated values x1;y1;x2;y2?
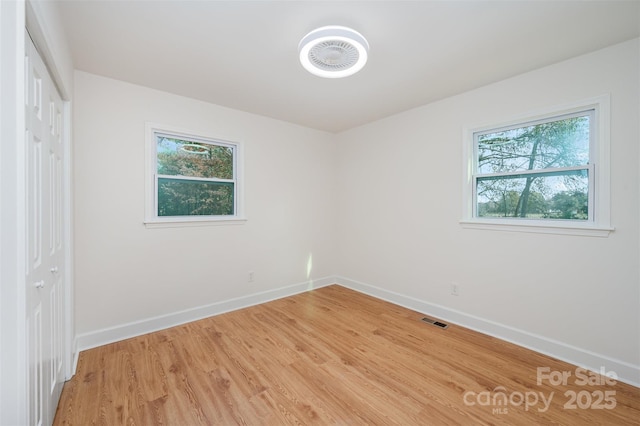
0;0;74;423
1;1;28;424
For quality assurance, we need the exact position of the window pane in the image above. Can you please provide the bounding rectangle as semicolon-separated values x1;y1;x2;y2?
158;178;234;216
156;136;233;179
476;169;588;220
477;114;590;174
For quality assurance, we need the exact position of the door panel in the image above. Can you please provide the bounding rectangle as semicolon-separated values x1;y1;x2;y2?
25;32;65;426
47;60;65;410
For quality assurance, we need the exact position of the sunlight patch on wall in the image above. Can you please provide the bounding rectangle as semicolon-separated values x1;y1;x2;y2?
306;253;314;290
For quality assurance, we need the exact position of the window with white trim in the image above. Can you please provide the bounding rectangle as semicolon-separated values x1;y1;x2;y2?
462;96;612;236
145;124;244;227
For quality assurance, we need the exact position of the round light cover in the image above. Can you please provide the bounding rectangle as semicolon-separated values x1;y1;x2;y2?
299;26;369;78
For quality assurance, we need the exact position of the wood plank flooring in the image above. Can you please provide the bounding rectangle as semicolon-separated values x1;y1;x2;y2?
54;285;640;425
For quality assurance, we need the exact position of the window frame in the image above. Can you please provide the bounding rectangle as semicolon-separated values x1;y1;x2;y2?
144;123;245;228
461;95;613;237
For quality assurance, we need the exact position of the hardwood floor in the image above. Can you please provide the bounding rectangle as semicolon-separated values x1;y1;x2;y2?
54;285;640;425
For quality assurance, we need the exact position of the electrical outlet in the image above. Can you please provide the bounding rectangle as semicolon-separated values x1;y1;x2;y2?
451;283;460;296
248;271;254;283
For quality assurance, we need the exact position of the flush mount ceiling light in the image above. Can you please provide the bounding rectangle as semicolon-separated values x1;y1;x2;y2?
298;25;369;78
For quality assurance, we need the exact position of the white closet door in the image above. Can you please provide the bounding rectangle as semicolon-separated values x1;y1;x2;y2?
25;32;65;426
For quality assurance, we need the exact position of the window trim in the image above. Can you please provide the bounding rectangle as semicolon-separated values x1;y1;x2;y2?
144;123;246;228
461;95;613;237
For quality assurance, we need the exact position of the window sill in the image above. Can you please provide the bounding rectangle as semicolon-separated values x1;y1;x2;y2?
144;217;247;229
459;219;613;237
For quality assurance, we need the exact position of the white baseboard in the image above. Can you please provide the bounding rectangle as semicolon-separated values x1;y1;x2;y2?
335;276;640;389
76;276;335;352
74;275;639;389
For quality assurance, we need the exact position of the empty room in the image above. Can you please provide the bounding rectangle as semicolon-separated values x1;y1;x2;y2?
1;1;639;425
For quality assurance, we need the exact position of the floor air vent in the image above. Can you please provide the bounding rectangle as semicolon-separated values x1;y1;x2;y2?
422;316;448;329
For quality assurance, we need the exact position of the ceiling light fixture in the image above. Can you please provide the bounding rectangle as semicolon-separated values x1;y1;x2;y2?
298;25;369;78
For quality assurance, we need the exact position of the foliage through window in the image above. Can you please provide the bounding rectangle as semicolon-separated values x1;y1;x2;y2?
153;131;237;218
473;110;593;221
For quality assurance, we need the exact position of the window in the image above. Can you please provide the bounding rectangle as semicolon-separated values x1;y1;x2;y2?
462;96;612;236
145;124;244;227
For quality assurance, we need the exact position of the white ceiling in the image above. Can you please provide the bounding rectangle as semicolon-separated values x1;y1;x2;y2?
56;0;640;133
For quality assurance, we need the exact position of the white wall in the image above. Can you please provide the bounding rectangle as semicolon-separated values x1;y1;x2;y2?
73;71;337;338
27;0;73;98
73;39;639;384
335;39;639;375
